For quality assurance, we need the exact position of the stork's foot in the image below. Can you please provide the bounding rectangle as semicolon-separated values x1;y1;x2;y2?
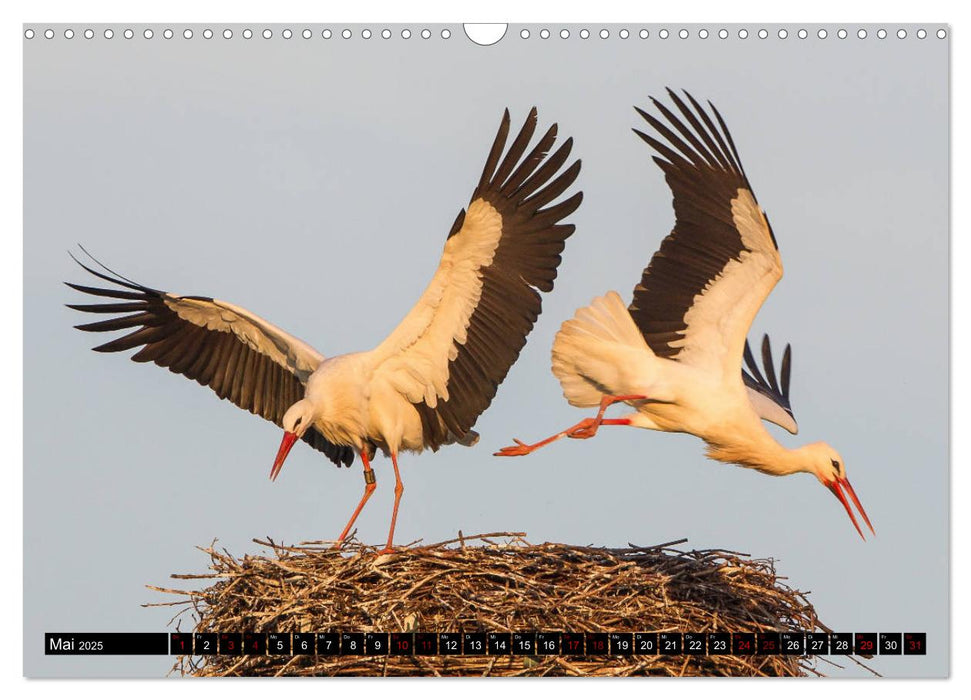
377;546;395;555
566;418;597;440
493;438;540;457
494;406;639;457
494;419;599;456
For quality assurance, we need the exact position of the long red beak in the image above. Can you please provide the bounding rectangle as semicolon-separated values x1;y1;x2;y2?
826;477;875;540
270;431;298;482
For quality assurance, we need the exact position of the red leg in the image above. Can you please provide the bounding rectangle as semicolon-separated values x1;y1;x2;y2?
334;451;376;548
494;394;645;457
379;452;404;554
570;394;646;439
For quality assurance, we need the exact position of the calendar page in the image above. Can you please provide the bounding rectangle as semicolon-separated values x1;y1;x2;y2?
23;21;948;678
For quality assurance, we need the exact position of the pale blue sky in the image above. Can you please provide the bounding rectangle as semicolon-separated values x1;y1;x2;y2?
24;23;948;677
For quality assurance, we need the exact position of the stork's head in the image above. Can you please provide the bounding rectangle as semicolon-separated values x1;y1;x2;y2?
804;442;874;540
270;400;316;481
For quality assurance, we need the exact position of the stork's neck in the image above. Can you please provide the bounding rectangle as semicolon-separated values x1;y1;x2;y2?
704;424;811;477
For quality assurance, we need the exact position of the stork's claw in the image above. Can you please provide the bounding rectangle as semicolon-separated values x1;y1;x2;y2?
494;440;534;457
567;418;597;439
568;429;595;439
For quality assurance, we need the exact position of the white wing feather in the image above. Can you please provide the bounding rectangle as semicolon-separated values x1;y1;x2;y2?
164;296;325;381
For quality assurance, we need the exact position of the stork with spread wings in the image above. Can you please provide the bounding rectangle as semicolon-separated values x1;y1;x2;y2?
496;90;873;541
69;107;582;553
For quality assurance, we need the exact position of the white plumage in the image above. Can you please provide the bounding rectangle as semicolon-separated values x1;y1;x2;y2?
496;90;873;540
69;108;582;552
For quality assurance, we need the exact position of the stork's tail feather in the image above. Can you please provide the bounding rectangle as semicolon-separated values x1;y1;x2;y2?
551;291;654;408
450;430;480;447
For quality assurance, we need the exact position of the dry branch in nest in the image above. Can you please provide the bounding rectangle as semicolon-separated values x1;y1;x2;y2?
150;532;865;677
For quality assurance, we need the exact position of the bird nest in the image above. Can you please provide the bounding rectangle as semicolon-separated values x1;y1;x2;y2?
151;532;861;677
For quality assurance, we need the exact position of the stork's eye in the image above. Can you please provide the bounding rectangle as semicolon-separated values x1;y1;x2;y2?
831;459;839;469
294;417;302;428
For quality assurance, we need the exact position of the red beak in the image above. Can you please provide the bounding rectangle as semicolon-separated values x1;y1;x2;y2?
826;477;875;540
270;431;298;482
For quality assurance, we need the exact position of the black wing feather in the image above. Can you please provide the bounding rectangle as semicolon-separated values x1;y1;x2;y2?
742;334;794;420
419;109;582;448
67;253;354;468
629;89;773;359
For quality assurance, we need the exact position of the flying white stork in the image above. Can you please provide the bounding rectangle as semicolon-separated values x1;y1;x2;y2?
495;90;874;540
68;108;582;553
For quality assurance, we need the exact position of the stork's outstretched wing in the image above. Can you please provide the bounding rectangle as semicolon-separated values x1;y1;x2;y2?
743;334;797;434
371;108;583;448
629;89;783;381
67;251;354;467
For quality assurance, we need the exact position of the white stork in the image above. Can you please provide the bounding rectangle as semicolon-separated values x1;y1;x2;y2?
496;90;874;540
68;108;582;553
